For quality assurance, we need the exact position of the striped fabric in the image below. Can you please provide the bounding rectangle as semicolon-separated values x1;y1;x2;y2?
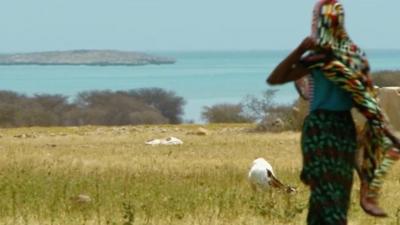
302;0;400;199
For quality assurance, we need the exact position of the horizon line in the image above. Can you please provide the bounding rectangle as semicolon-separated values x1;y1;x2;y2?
1;48;400;54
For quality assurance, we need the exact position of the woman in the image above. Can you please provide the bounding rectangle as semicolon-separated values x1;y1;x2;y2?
267;0;400;224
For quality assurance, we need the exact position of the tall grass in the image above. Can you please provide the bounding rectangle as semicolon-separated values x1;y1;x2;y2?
0;125;399;224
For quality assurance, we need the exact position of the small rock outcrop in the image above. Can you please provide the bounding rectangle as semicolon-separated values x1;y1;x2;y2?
0;50;176;66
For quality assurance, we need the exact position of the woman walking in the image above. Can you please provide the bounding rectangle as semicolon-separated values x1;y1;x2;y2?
267;0;400;224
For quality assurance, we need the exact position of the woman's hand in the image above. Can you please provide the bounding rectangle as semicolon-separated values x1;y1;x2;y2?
297;36;317;54
300;37;332;65
266;37;313;85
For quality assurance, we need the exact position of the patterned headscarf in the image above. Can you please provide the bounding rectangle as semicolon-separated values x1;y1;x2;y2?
303;0;400;196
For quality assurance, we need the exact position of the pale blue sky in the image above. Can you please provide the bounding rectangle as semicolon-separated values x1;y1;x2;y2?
1;0;399;52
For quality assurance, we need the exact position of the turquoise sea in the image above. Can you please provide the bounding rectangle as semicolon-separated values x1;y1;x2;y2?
0;50;399;122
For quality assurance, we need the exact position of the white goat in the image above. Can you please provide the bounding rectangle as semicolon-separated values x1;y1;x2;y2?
145;137;183;146
248;157;295;193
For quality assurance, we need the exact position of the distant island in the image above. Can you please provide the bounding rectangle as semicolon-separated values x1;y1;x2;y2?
0;50;176;66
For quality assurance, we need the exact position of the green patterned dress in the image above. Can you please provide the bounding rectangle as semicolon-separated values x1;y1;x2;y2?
300;69;356;225
301;110;356;225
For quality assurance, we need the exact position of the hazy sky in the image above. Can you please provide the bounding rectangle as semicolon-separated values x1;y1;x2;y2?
1;0;399;52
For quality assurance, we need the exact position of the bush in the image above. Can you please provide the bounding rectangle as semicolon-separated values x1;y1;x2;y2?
202;103;254;123
0;91;25;126
31;94;74;126
239;90;301;131
241;90;277;121
202;90;303;131
0;92;73;127
255;99;306;132
127;88;185;124
371;70;400;87
0;88;185;127
75;90;168;125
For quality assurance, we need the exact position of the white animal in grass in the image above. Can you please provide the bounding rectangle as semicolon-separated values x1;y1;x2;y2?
248;157;296;193
145;137;183;146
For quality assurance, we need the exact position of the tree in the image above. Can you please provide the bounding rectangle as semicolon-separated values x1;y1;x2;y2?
128;88;185;124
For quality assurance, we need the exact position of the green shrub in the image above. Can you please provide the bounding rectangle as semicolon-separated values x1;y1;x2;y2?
0;88;185;127
202;90;303;131
75;90;168;125
255;99;307;132
127;88;186;124
241;90;303;131
202;103;254;123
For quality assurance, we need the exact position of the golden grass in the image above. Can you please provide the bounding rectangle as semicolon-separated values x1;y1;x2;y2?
0;124;399;225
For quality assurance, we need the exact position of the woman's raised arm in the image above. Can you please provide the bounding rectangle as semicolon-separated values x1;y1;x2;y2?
266;37;315;85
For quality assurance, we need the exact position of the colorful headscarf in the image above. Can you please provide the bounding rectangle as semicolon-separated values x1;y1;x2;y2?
302;0;400;196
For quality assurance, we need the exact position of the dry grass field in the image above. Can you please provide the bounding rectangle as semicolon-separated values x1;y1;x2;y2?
0;124;399;225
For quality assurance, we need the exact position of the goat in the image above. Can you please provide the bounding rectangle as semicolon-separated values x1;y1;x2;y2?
248;157;296;193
